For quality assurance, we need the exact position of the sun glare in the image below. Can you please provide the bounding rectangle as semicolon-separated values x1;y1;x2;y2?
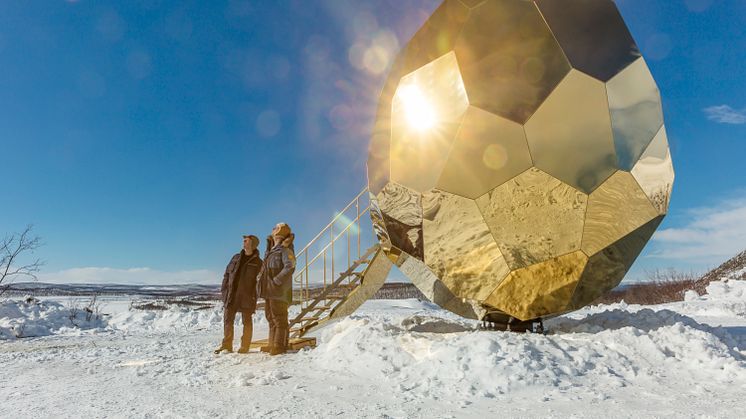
397;85;436;131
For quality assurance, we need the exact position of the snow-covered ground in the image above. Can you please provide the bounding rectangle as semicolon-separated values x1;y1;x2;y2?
1;280;745;418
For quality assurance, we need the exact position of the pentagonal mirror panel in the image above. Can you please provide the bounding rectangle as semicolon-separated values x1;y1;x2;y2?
476;168;587;270
483;251;588;320
631;126;674;215
525;70;617;194
436;106;533;199
390;52;469;192
607;57;664;170
422;189;510;301
535;0;641;82
581;171;659;256
377;182;424;260
454;0;571;124
397;252;479;319
400;0;469;76
570;216;663;309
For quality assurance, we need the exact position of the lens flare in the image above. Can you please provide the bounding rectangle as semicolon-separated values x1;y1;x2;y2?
396;85;436;131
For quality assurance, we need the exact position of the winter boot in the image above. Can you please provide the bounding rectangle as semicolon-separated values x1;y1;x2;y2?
213;344;233;354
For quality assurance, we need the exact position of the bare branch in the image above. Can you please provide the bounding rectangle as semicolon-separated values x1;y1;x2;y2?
0;225;45;296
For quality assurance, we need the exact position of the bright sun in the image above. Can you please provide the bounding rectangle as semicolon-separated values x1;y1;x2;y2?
396;85;436;131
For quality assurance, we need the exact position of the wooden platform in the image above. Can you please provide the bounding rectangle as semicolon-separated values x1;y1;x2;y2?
249;337;317;352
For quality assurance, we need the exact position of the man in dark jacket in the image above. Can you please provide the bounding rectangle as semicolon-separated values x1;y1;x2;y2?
258;222;296;355
214;234;262;354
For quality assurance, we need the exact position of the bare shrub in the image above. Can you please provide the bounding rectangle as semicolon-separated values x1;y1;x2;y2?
68;298;80;326
593;268;700;305
1;225;44;296
84;294;102;322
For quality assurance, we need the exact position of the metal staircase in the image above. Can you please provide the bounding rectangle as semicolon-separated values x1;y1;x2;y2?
251;186;393;351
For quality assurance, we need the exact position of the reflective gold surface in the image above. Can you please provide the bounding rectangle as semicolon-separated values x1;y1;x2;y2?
607;57;664;170
570;216;663;309
525;70;616;194
367;0;673;321
484;251;588;321
631;126;675;215
397;252;482;319
390;52;469;192
436;106;533;199
327;247;393;321
535;0;640;82
581;171;659;256
476;168;587;270
455;0;570;123
377;182;424;260
400;0;469;77
422;189;510;301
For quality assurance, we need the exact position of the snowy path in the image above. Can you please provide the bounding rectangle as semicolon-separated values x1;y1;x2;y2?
2;281;746;418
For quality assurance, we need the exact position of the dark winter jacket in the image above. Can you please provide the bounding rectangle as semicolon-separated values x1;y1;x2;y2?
221;249;262;312
258;235;296;304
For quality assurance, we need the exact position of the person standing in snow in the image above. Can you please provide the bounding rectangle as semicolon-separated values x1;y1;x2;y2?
258;222;296;356
214;234;262;354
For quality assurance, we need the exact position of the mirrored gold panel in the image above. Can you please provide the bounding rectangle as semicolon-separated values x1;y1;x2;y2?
476;168;587;270
581;171;659;256
369;194;392;253
631;126;675;215
390;52;469;192
368;54;408;195
436;106;533;199
399;0;469;76
454;0;571;123
422;189;510;301
328;248;393;321
535;0;640;82
457;0;487;8
607;57;664;170
570;216;663;310
377;182;424;260
483;251;588;320
525;70;617;194
397;252;480;319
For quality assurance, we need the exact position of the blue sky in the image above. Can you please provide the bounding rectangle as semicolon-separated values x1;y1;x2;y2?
1;0;744;284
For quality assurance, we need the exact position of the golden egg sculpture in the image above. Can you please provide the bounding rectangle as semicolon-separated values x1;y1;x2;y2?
367;0;674;321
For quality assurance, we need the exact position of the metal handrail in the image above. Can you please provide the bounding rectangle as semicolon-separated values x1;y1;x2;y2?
291;186;373;309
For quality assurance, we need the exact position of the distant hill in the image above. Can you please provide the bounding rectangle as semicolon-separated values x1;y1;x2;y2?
697;249;746;287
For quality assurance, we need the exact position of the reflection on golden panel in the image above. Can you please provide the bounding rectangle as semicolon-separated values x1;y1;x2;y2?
422;189;510;301
454;0;570;123
327;248;393;321
631;126;675;215
399;0;469;76
570;216;663;310
377;182;424;260
525;70;617;194
368;54;408;195
476;168;587;270
397;252;481;319
581;171;659;256
535;0;640;82
484;251;588;320
607;57;664;170
457;0;487;8
369;194;392;253
436;106;533;199
390;52;469;192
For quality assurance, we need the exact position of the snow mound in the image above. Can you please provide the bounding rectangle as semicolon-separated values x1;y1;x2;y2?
306;289;746;402
107;304;271;333
0;298;106;340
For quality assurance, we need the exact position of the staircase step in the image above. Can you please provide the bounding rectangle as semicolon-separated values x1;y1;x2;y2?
299;316;320;323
